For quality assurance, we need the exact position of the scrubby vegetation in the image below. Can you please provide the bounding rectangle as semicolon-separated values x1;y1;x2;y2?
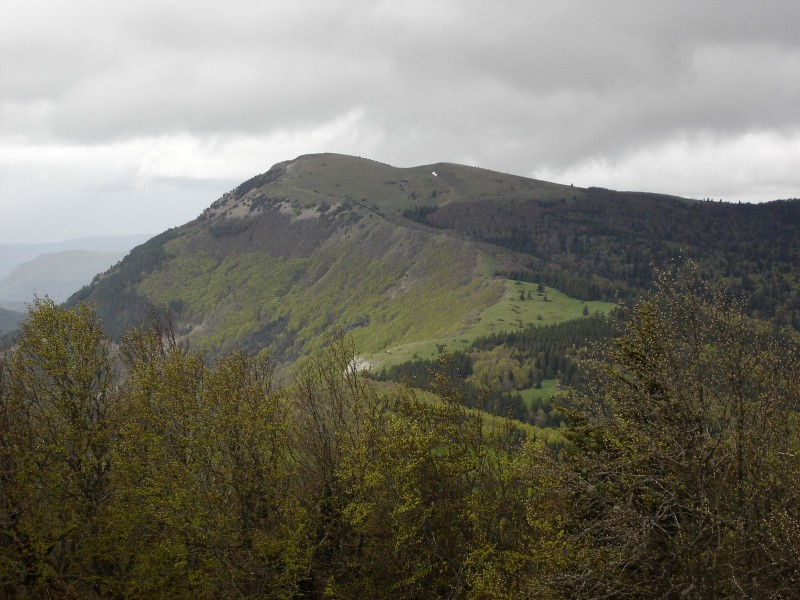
3;264;799;598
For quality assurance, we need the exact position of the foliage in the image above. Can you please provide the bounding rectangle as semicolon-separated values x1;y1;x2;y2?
111;318;309;598
322;354;549;599
537;263;800;597
4;263;800;598
0;297;115;597
373;314;619;428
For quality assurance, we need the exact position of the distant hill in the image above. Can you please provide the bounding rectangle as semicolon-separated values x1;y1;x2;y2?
0;306;24;335
0;234;151;281
0;250;127;305
68;153;800;372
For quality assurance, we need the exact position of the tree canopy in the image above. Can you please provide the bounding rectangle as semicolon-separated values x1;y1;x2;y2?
1;271;799;598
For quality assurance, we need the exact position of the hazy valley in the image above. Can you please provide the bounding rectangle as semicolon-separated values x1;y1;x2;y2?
0;235;150;332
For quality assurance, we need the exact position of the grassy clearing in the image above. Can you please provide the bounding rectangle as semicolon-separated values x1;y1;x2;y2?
517;380;563;407
365;280;613;369
371;380;565;446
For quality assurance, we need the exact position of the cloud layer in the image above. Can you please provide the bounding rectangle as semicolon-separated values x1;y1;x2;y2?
2;1;800;242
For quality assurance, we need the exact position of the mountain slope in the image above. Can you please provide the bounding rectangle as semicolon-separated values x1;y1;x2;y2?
69;153;800;369
406;188;800;325
72;154;581;365
136;210;504;362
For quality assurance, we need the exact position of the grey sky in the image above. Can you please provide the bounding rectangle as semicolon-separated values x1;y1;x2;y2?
2;0;799;243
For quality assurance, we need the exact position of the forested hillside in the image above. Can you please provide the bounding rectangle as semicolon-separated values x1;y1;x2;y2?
66;154;592;368
54;153;800;470
66;154;800;379
405;188;800;326
2;265;798;598
373;313;618;427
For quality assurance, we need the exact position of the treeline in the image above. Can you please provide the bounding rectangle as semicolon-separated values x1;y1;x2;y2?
403;191;800;326
495;267;632;303
70;229;179;340
2;265;800;598
374;314;618;428
371;350;541;425
469;312;618;384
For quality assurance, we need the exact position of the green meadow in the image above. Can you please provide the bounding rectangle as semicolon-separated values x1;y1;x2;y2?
365;279;614;369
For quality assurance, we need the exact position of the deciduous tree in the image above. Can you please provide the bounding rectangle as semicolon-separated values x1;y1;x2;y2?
550;263;800;598
1;297;116;597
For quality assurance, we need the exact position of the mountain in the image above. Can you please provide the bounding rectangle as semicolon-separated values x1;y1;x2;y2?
0;250;127;305
68;153;800;372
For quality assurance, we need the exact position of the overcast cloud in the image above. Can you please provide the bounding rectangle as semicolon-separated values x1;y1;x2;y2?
2;0;799;243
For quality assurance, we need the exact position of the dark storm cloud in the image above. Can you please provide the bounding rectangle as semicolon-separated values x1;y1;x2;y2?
1;0;799;242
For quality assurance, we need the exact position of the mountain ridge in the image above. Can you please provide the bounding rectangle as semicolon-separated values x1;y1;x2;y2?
67;153;800;369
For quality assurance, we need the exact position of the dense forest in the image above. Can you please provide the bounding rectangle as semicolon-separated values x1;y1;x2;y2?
404;190;800;327
2;264;799;598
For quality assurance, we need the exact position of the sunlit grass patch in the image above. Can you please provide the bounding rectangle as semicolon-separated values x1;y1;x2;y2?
366;280;613;369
